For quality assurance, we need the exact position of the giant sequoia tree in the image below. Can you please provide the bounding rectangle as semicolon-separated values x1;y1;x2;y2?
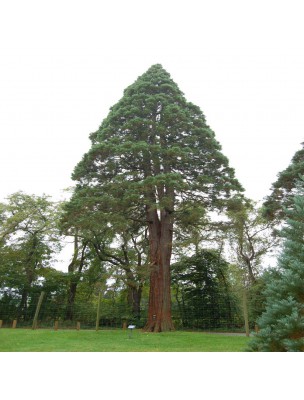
72;64;243;331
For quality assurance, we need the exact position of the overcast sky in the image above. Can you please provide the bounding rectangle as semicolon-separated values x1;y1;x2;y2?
1;0;304;205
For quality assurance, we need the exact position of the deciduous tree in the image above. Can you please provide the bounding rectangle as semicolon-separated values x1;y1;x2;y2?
0;192;61;318
61;194;149;322
227;200;279;284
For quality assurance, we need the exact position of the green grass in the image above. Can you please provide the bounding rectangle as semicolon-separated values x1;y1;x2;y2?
0;329;249;352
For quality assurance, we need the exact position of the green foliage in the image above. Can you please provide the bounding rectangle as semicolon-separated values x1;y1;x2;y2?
72;64;243;230
263;144;304;221
66;64;244;330
227;199;279;283
227;263;267;328
249;183;304;351
171;250;242;329
61;191;149;322
0;192;62;319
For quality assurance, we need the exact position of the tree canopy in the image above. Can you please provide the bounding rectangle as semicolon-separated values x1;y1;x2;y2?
171;250;240;329
263;143;304;220
73;64;242;216
0;192;61;319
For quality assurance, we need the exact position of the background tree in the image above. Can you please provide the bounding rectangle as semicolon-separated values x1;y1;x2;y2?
109;229;149;323
171;250;241;330
227;199;279;284
225;198;279;333
0;192;61;319
263;143;304;221
249;180;304;351
61;193;149;323
71;64;243;331
60;198;109;321
64;232;90;320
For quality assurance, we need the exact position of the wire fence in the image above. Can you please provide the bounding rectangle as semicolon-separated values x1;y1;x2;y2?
0;288;263;332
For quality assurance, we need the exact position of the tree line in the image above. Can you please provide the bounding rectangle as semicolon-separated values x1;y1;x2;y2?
1;65;304;344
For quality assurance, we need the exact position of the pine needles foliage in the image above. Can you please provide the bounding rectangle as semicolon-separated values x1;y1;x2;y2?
248;180;304;351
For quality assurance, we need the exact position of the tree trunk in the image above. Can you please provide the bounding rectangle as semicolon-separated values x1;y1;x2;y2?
65;282;77;320
17;289;28;320
217;266;233;327
144;209;175;332
18;236;37;320
127;285;142;323
65;236;87;321
246;259;256;284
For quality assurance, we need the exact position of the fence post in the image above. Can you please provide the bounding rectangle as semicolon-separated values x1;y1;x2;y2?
76;321;80;331
12;320;17;329
242;288;250;337
54;320;59;331
32;291;45;330
0;320;3;328
95;291;102;331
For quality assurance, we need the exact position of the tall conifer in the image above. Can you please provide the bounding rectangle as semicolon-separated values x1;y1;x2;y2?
264;144;304;220
249;181;304;351
72;64;243;331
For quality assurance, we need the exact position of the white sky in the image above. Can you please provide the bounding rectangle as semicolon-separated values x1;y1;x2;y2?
1;0;304;205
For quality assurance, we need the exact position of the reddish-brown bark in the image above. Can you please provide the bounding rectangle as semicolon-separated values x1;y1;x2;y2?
143;207;175;332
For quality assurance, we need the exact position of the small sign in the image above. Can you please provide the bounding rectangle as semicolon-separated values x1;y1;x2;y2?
128;325;136;329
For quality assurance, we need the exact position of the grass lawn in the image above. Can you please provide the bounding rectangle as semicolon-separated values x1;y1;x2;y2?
0;329;250;352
